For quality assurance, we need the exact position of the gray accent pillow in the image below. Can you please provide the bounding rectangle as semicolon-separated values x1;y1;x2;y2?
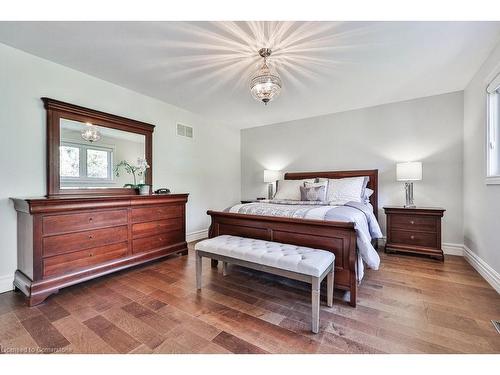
300;185;327;202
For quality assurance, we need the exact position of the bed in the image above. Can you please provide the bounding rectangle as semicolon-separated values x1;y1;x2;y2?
207;169;381;307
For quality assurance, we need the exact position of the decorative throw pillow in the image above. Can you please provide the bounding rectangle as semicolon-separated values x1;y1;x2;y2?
326;176;366;204
304;180;328;189
274;179;315;200
300;185;327;202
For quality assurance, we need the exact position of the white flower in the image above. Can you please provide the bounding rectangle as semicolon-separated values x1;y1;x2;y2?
137;157;150;172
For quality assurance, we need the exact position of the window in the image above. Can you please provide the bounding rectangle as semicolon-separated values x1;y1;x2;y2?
60;142;114;185
487;73;500;184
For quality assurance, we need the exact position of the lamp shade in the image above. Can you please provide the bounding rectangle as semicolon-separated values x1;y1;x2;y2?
396;162;422;181
264;170;281;183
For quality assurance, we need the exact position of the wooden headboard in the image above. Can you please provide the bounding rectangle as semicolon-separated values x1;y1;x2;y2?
284;169;379;220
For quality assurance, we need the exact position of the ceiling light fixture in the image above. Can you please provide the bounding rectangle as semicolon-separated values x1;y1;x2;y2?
81;122;101;143
250;48;282;105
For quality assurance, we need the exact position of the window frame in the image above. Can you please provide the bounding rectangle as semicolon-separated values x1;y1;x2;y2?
486;72;500;185
60;141;115;186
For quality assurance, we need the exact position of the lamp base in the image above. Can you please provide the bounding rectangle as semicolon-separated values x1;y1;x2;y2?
404;182;415;207
268;183;274;200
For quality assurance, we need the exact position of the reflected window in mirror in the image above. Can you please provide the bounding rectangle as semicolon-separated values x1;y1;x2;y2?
59;118;146;190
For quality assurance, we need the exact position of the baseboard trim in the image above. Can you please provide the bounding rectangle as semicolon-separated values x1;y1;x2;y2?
187;228;208;243
442;243;464;256
463;245;500;294
0;274;14;294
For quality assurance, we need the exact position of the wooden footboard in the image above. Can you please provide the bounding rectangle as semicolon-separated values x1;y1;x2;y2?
207;210;358;307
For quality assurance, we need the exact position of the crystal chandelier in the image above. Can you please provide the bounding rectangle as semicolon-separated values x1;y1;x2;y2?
81;122;101;143
250;48;282;105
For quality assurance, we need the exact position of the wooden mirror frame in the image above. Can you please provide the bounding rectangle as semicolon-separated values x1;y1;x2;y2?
43;98;155;197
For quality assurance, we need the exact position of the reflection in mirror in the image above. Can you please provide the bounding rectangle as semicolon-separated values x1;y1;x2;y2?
60;118;146;189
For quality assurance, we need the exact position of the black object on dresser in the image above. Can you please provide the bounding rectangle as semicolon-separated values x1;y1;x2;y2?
384;206;446;261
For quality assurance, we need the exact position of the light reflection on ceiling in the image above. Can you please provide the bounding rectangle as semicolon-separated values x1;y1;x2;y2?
0;21;499;128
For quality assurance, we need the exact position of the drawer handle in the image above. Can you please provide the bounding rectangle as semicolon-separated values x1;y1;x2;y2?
89;217;93;222
88;235;94;239
89;253;93;257
410;220;415;225
410;235;415;240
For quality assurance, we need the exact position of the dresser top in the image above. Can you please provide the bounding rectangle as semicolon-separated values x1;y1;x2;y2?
383;206;445;211
12;193;188;202
11;193;189;214
383;206;446;216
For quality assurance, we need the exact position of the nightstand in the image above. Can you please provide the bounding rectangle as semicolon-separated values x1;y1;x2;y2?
384;206;446;261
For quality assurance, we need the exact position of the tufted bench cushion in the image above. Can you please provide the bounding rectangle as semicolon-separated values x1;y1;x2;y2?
195;235;334;277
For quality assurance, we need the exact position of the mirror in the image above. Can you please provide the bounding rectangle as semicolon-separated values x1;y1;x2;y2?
59;119;147;189
43;98;154;196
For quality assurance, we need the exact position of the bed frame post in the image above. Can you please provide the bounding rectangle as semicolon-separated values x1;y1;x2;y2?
209;221;219;268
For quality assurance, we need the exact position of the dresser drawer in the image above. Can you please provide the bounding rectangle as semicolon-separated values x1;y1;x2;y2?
389;229;438;249
132;230;184;254
42;242;128;277
391;214;437;232
131;205;182;223
43;225;128;257
43;209;128;235
132;219;183;239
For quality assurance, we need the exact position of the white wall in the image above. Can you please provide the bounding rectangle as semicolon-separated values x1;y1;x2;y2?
463;41;500;274
241;92;464;244
0;43;241;292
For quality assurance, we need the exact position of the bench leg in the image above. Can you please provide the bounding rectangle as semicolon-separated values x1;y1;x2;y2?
196;251;202;290
327;268;334;308
222;261;229;276
311;276;320;334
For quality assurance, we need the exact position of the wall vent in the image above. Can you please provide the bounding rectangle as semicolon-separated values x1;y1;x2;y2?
177;123;193;138
492;320;500;334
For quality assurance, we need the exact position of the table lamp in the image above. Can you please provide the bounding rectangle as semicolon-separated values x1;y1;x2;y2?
396;162;422;208
264;170;281;200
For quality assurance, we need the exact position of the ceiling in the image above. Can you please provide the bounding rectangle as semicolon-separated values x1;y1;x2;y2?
1;21;499;129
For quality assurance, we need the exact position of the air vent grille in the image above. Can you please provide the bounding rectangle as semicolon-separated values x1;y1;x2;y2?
177;123;193;138
492;320;500;334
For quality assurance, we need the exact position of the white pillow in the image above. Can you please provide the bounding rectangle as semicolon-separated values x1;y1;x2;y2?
364;188;374;203
274;179;315;200
326;177;365;204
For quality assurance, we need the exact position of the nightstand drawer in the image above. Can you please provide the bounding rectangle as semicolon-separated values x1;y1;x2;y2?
389;229;438;248
391;214;437;232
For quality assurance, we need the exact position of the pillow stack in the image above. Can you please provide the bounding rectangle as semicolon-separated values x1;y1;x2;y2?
273;176;370;205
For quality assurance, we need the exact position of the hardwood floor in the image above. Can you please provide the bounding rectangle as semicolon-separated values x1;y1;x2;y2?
0;242;499;354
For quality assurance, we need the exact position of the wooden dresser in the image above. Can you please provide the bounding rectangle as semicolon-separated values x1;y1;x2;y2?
384;206;445;261
11;193;188;306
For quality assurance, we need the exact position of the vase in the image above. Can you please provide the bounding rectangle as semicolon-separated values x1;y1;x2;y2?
138;185;151;195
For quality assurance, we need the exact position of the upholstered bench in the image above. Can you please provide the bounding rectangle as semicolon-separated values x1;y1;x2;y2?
194;235;335;333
